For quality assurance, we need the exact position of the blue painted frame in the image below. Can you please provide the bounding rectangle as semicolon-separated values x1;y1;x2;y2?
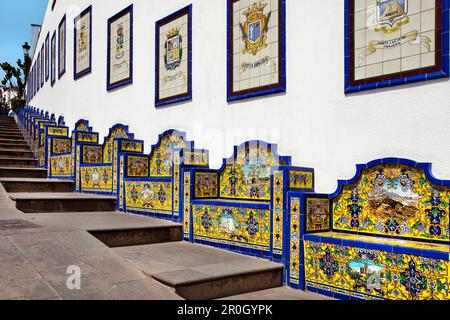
155;4;193;108
74;5;93;80
51;31;56;87
40;44;44;88
58;14;66;79
345;0;450;93
107;4;133;91
227;0;286;102
45;32;50;81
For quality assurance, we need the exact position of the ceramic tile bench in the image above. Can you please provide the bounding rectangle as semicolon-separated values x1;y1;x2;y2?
287;158;450;300
182;140;315;262
78;124;143;196
121;129;209;220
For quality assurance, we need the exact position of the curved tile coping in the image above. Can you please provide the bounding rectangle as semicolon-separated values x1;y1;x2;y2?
191;199;270;210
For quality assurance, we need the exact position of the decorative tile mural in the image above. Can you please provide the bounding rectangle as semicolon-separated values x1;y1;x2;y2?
289;197;301;286
306;198;330;232
80;166;113;192
78;132;98;143
74;5;92;79
103;126;130;163
58;15;66;78
183;171;191;240
304;240;450;300
52;138;71;154
127;155;149;177
345;0;449;93
75;121;90;132
227;0;286;101
51;154;73;177
332;164;450;242
272;170;284;255
290;170;314;189
47;127;68;137
155;5;192;107
150;131;189;177
82;145;103;163
125;181;173;214
192;204;271;251
219;142;283;201
194;172;219;198
183;150;209;166
107;5;133;91
121;140;143;152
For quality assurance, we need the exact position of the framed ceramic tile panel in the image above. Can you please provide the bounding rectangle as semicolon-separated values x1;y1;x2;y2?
345;0;450;93
74;5;92;80
155;4;192;107
45;32;50;81
51;31;56;87
107;5;133;91
58;15;66;79
40;45;44;87
227;0;286;102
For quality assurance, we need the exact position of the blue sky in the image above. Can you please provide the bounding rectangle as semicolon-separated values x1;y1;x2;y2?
0;0;48;80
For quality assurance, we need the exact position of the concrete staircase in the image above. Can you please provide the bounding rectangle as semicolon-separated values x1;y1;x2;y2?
0;115;292;300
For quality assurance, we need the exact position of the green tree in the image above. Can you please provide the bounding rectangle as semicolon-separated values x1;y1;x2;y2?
1;48;31;113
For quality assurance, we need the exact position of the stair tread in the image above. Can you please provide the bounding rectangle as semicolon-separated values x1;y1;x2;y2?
0;167;46;170
114;242;283;287
9;192;116;200
0;157;36;160
0;177;72;183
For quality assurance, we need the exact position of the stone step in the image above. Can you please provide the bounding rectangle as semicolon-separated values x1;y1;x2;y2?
9;192;117;213
0;139;27;145
0;167;47;178
89;224;183;248
114;242;284;300
0;157;38;168
0;143;30;150
0;129;22;134
0;178;74;192
0;149;34;158
0;135;25;140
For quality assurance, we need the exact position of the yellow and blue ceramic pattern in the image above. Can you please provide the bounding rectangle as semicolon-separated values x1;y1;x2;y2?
289;196;301;285
192;204;271;251
272;170;284;254
306;198;330;232
219;144;280;201
125;181;173;214
183;172;191;239
290;171;313;189
149;132;189;177
333;164;450;242
103;126;129;163
80;166;113;192
194;172;218;198
51;154;73;177
127;155;149;177
304;239;450;300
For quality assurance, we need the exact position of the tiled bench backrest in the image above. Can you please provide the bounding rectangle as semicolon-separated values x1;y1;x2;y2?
286;158;450;297
184;140;315;262
79;124;140;196
121;129;205;220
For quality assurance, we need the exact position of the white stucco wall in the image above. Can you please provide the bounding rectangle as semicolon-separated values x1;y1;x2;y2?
29;0;450;193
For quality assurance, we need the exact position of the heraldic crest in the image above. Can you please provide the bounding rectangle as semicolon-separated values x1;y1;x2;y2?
240;2;271;56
